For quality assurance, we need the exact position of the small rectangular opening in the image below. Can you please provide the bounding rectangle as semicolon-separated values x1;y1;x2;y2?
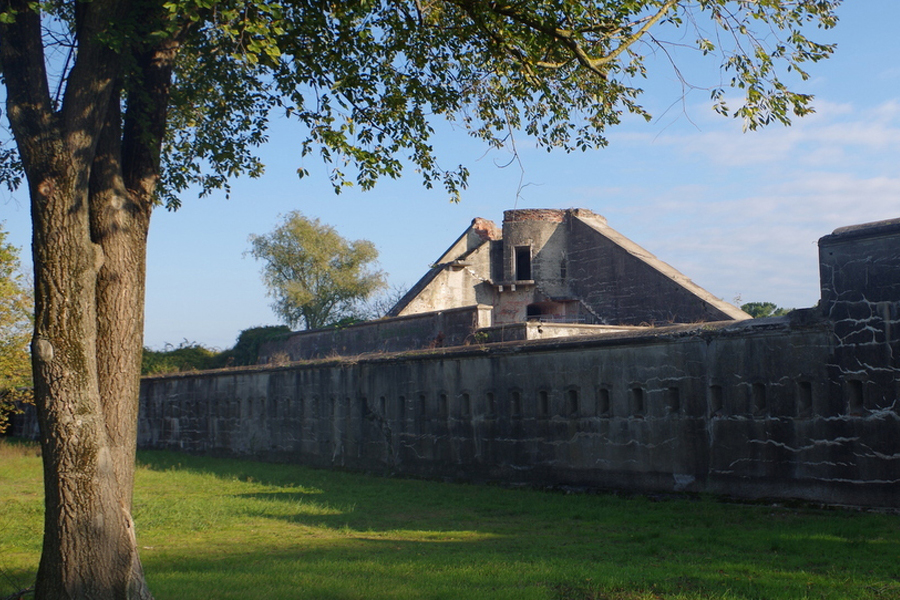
510;390;522;418
709;385;723;416
797;381;812;416
752;383;767;415
461;392;471;417
846;379;864;415
539;390;550;417
486;391;496;417
439;393;449;419
566;389;579;417
631;387;644;416
597;388;611;416
515;246;532;280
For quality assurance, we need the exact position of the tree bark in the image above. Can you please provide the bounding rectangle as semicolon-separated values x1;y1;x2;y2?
0;0;177;597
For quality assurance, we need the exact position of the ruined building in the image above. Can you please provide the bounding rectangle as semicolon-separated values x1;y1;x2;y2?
390;208;747;326
259;209;748;362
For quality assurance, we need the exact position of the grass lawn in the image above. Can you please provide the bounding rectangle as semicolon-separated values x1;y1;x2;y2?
2;438;899;599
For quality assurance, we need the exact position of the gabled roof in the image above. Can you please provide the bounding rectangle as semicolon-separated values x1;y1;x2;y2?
386;218;498;317
569;211;749;321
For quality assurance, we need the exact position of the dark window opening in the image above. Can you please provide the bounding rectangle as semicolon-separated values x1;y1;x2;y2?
440;393;449;419
797;381;812;416
515;246;532;280
752;383;766;415
846;380;864;415
597;388;611;416
566;389;579;417
539;390;550;417
461;392;471;417
526;304;542;319
510;390;522;418
631;388;644;416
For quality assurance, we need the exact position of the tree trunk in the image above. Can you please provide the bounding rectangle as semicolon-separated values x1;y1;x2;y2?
0;0;158;597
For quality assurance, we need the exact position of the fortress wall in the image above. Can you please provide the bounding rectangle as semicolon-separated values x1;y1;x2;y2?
12;217;899;509
258;304;492;362
137;317;900;508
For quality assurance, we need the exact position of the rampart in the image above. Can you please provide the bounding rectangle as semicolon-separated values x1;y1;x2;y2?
12;219;900;509
136;311;898;508
259;305;492;361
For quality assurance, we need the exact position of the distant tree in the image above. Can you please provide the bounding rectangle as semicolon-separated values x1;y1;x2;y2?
0;225;32;433
741;302;793;319
249;213;386;330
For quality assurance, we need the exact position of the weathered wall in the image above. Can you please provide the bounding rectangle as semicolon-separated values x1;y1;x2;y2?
133;219;900;509
392;219;499;318
568;215;745;324
258;305;492;362
14;218;899;509
390;209;748;327
137;315;899;509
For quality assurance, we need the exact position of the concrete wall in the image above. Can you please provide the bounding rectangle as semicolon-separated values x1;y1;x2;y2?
13;218;900;509
818;218;900;418
258;305;492;362
567;215;745;324
137;313;900;509
132;219;900;509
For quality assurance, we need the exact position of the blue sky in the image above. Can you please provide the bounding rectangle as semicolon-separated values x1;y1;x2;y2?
2;2;899;350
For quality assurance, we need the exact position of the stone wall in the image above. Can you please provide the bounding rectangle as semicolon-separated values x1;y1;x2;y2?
258;305;492;362
14;218;900;509
567;215;743;324
134;219;900;509
138;313;899;509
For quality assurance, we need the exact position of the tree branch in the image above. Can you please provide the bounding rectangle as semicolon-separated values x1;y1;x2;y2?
0;0;55;171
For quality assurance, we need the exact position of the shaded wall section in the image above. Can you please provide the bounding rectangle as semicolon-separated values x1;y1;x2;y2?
138;316;899;509
258;305;492;362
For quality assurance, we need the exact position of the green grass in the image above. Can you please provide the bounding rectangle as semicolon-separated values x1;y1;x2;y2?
2;438;899;600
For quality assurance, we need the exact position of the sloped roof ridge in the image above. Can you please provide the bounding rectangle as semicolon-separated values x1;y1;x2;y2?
572;212;750;321
386;218;497;317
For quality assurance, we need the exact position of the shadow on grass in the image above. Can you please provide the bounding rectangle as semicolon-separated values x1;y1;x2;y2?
138;531;900;600
133;450;900;600
0;567;35;600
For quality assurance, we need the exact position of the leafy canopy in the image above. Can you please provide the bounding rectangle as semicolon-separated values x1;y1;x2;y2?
161;0;839;204
0;1;838;204
248;212;386;330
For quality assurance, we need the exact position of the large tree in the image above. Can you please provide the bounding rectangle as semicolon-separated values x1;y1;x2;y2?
249;212;386;330
0;1;839;598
